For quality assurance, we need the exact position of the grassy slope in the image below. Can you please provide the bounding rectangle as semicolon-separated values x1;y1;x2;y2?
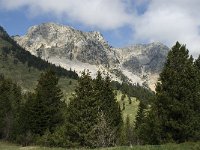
0;32;139;120
0;28;140;127
0;37;77;97
0;37;138;119
116;91;139;124
0;141;200;150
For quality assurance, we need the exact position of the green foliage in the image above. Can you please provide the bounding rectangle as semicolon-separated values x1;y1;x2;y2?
65;71;122;148
122;102;125;110
119;115;135;146
2;25;200;148
88;111;117;148
121;94;126;101
111;81;155;104
94;72;123;147
0;26;78;92
36;126;72;148
136;42;200;144
0;38;78;79
116;91;139;123
0;75;22;140
128;96;132;104
0;141;200;150
65;71;97;147
135;105;162;145
97;73;123;135
24;70;65;135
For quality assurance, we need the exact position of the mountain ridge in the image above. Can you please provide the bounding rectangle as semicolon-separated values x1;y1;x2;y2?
0;25;78;92
13;22;170;90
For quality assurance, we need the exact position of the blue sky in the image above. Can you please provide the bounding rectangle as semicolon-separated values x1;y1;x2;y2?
0;0;200;57
0;9;134;48
0;0;136;48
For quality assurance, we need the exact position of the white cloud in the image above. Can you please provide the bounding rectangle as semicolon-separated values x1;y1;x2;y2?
0;0;134;30
133;0;200;57
1;0;200;57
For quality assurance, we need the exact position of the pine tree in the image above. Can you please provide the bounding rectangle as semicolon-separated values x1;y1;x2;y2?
135;101;146;131
0;77;12;139
135;100;161;144
88;111;116;147
65;71;122;147
17;92;36;143
100;74;123;142
26;70;64;135
193;55;200;140
9;83;22;139
93;72;122;146
145;42;200;143
65;71;98;147
93;71;104;109
134;100;151;144
0;75;22;140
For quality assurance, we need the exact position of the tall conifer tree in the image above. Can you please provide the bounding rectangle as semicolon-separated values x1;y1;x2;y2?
93;72;122;146
145;42;200;143
27;70;64;135
65;71;122;147
65;71;98;147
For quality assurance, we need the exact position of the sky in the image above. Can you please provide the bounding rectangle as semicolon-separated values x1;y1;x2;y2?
0;0;200;57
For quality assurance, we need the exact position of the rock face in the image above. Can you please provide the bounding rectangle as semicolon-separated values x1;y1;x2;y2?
14;22;170;90
14;23;118;67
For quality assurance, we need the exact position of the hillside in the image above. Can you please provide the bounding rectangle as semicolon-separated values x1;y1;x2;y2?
14;22;170;90
0;26;154;122
0;26;78;94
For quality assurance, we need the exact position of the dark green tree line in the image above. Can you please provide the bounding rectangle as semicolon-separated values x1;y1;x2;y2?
20;70;65;137
135;42;200;144
0;74;22;140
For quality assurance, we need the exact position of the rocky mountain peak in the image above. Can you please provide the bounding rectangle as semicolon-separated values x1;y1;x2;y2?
14;22;119;68
13;23;170;90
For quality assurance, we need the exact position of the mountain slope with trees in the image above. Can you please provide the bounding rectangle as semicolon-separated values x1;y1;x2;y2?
0;26;78;91
14;22;170;90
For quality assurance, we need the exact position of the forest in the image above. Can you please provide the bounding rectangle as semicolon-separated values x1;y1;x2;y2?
0;42;200;148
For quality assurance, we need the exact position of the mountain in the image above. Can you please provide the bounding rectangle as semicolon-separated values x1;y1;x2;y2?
13;23;170;90
0;26;78;93
114;42;169;89
1;25;156;131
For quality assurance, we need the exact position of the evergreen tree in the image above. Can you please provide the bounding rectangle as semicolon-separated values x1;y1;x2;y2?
65;71;122;147
26;70;64;135
135;101;147;132
193;55;200;140
0;77;12;139
100;74;123;144
134;100;151;144
144;42;200;143
93;71;104;110
9;83;23;139
93;72;123;146
0;75;22;140
135;100;161;144
65;71;98;147
88;111;116;147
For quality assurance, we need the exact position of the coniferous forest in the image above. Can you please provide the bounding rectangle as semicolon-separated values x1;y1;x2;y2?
0;29;200;148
